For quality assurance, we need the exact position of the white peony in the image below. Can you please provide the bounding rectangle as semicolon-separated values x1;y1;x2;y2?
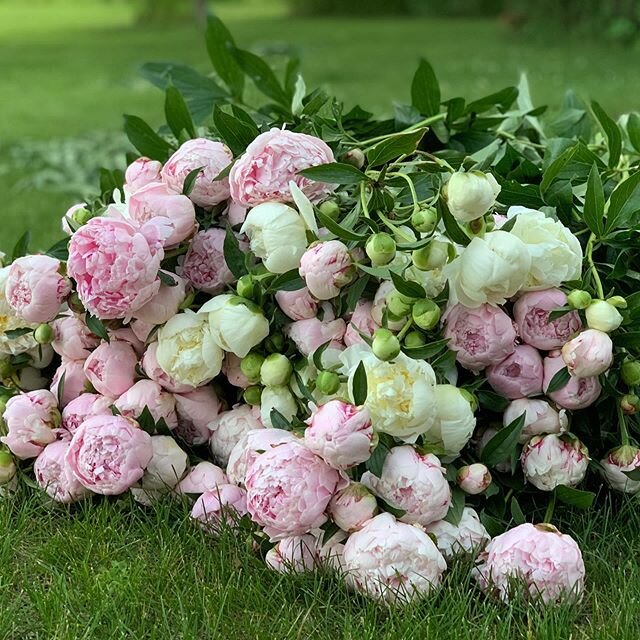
425;507;491;559
260;385;298;427
141;435;189;490
445;170;501;222
504;398;567;444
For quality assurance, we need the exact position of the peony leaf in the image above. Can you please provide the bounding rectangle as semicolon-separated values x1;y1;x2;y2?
205;15;244;99
56;372;66;409
546;366;571;393
555;485;595;510
223;225;248;279
123;114;174;162
85;313;110;343
11;231;30;262
583;163;605;237
165;86;196;140
622;467;640;481
299;162;368;185
591;101;622;169
267;269;305;293
444;487;465;526
213;106;258;156
365;439;390;478
366;128;426;167
390;271;426;299
481;412;526;468
4;328;33;339
352;361;368;406
182;166;203;196
411;58;440;117
269;409;293;431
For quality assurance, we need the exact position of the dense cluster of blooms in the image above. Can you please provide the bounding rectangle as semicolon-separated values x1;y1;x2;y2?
1;19;639;607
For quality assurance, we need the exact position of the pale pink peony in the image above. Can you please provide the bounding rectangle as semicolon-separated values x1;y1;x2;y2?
5;255;70;323
67;216;165;320
304;400;374;469
174;386;222;445
457;463;492;495
486;345;544;399
114;380;178;430
342;512;447;604
51;313;100;360
209;404;264;467
474;522;585;603
285;317;346;357
0;390;60;459
34;440;90;503
50;358;90;407
109;327;145;356
226;201;247;227
83;341;137;398
561;329;613;378
229;128;335;207
221;353;251;389
141;341;196;394
299;241;353;301
175;461;228;496
265;534;319;574
361;446;451;526
513;289;581;350
130;319;155;343
245;439;343;540
275;287;318;321
124;157;162;195
600;445;640;494
344;299;380;347
328;482;378;532
132;275;186;326
443;303;516;373
543;351;602;410
61;393;114;436
161;138;233;208
504;398;567;444
425;507;490;559
190;484;248;532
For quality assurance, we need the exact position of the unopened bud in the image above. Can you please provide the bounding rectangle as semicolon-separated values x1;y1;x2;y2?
236;274;257;299
318;200;341;221
265;333;285;354
404;331;426;349
412;299;441;331
372;328;401;362
260;353;292;387
178;290;196;310
243;386;263;406
412;239;451;271
316;370;341;396
71;207;93;226
410;207;438;234
34;324;53;345
457;463;492;495
621;394;640;415
387;291;414;318
566;289;592;310
621;359;640;387
585;300;623;332
606;295;627;309
240;352;265;384
0;450;16;484
341;149;365;169
365;233;396;267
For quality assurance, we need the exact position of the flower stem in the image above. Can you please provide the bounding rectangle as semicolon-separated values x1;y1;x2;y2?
585;233;605;299
359;181;370;219
389;171;420;212
396;318;413;341
617;400;631;446
354;113;447;148
543;492;556;524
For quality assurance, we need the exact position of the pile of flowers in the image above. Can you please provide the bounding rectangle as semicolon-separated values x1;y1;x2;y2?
1;17;639;606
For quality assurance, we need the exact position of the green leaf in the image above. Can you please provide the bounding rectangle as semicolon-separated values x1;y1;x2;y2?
213;162;234;183
223;225;248;279
615;332;640;349
311;341;332;371
205;15;244;99
158;270;178;287
555;485;595;510
627;112;640;153
267;269;305;292
137;406;156;435
213;106;258;156
299;162;368;185
583;163;605;237
545;366;571;393
269;409;293;431
232;48;289;107
591;101;622;169
622;467;640;481
377;497;406;519
182;166;203;196
402;338;449;360
345;275;370;313
11;231;30;262
510;496;526;525
164;86;196;139
444;487;465;526
411;58;440;117
548;306;574;322
605;171;640;232
316;210;367;242
365;439;390;478
481;412;526;468
390;271;426;299
45;237;70;262
85;313;110;342
438;198;470;247
465;86;518;115
4;328;33;339
366;128;426;167
123;115;173;161
352;361;368;406
56;371;66;408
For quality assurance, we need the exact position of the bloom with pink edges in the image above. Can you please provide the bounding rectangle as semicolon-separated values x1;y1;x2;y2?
600;446;640;494
285;317;346;357
190;484;248;532
221;353;250;389
141;342;196;394
229;128;335;207
51;313;100;360
245;439;343;540
66;415;152;494
474;522;585;604
561;329;613;378
5;255;70;323
132;275;186;326
361;446;451;526
175;461;228;496
275;287;318;321
114;380;178;431
209;404;264;467
543;351;602;410
124;157;162;195
425;507;490;559
34;440;90;503
50;358;90;407
0;390;60;459
178;228;236;294
328;482;378;533
265;534;319;574
83;341;137;398
161;138;232;208
503;398;567;444
61;393;114;436
486;345;544;399
443;303;516;373
304;400;374;470
344;299;380;347
67;216;165;320
299;241;353;301
174;386;222;445
513;289;581;350
457;463;492;495
342;512;447;604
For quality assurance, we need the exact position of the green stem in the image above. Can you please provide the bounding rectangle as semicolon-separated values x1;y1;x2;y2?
585;233;605;300
389;171;420;212
359;181;370;219
396;318;413;341
618;400;631;446
354;112;447;148
543;492;556;524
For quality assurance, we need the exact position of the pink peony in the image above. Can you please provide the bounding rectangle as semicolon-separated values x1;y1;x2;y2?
486;345;544;399
209;404;264;467
161;138;232;208
299;241;353;300
285;317;346;357
50;358;90;407
124;157;162;195
114;380;178;430
474;523;585;603
132;275;186;326
5;255;70;322
83;341;137;398
226;201;247;227
514;289;581;351
130;319;155;343
328;482;378;533
457;463;492;495
67;216;165;320
543;351;602;410
51;313;100;360
61;393;114;436
190;484;248;532
0;390;59;459
344;299;380;347
221;353;251;389
229;128;335;207
600;445;640;494
304;400;374;469
141;341;196;394
65;415;153;494
34;440;90;503
443;303;516;373
265;534;319;574
561;329;613;378
175;461;228;496
245;439;343;540
109;327;145;356
275;287;318;321
504;398;567;444
174;386;222;445
361;446;451;526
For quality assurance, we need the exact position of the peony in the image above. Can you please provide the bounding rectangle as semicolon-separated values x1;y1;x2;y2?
245;439;342;539
474;522;585;604
141;341;196;394
275;287;318;321
174;387;222;445
156;310;224;387
457;463;492;495
561;329;613;378
344;299;380;347
209;404;264;467
175;461;227;496
259;385;298;428
240;202;308;274
61;393;114;436
342;513;447;605
190;485;248;532
229;128;335;207
83;340;137;398
265;534;319;574
67;216;165;319
161;138;233;208
114;380;178;431
600;446;640;494
50;358;90;407
444;231;531;307
34;440;90;503
200;295;270;359
1;390;60;459
362;446;450;525
124;156;162;195
425;508;490;559
66;415;153;494
5;255;70;323
132;275;186;326
504;398;567;444
51;313;100;360
585;300;623;333
371;281;405;331
0;267;37;356
445;170;501;222
226;201;247;227
486;345;544;400
521;433;589;491
513;289;581;350
507;207;583;290
328;482;378;532
304;400;374;470
140;435;188;490
285;317;346;357
299;241;353;301
221;353;250;389
543;351;602;410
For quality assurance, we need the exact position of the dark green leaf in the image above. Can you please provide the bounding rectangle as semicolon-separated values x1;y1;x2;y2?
627;112;640;153
444;487;465;526
213;106;258;156
402;338;449;360
548;306;575;322
223;225;248;279
137;406;156;434
365;440;390;477
299;162;368;185
390;271;426;299
269;409;293;431
605;171;640;232
555;485;595;510
311;341;332;371
11;231;30;262
366;128;426;167
268;269;305;292
164;86;196;139
591;101;622;169
510;496;526;525
345;275;370;313
438;199;470;246
205;16;244;98
45;236;70;261
481;412;526;467
85;313;110;342
110;405;121;416
615;332;640;349
213;162;234;183
583;163;605;237
352;361;368;406
377;498;406;519
56;372;66;408
182;166;203;196
316;210;367;242
622;467;640;481
123;115;173;161
546;366;571;393
232;48;289;107
4;328;33;339
158;270;178;287
411;58;440;117
466;86;518;114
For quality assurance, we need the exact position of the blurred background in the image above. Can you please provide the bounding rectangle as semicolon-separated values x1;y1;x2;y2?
1;0;639;253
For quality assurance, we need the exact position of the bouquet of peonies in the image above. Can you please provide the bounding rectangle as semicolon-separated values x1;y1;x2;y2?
1;17;639;607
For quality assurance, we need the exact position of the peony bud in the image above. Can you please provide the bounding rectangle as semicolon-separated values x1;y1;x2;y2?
387;291;413;318
265;333;285;354
457;463;492;495
0;450;17;485
412;299;441;330
34;324;53;345
372;328;401;361
621;394;640;415
411;207;438;234
243;386;263;406
318;200;341;220
365;233;396;267
236;274;257;300
316;371;340;395
412;239;451;271
340;149;365;169
70;207;93;226
567;289;592;310
260;353;292;386
240;352;265;384
329;482;378;532
621;359;640;387
606;295;627;309
445;170;501;222
585;300;623;332
561;329;613;378
601;445;640;494
404;331;426;349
